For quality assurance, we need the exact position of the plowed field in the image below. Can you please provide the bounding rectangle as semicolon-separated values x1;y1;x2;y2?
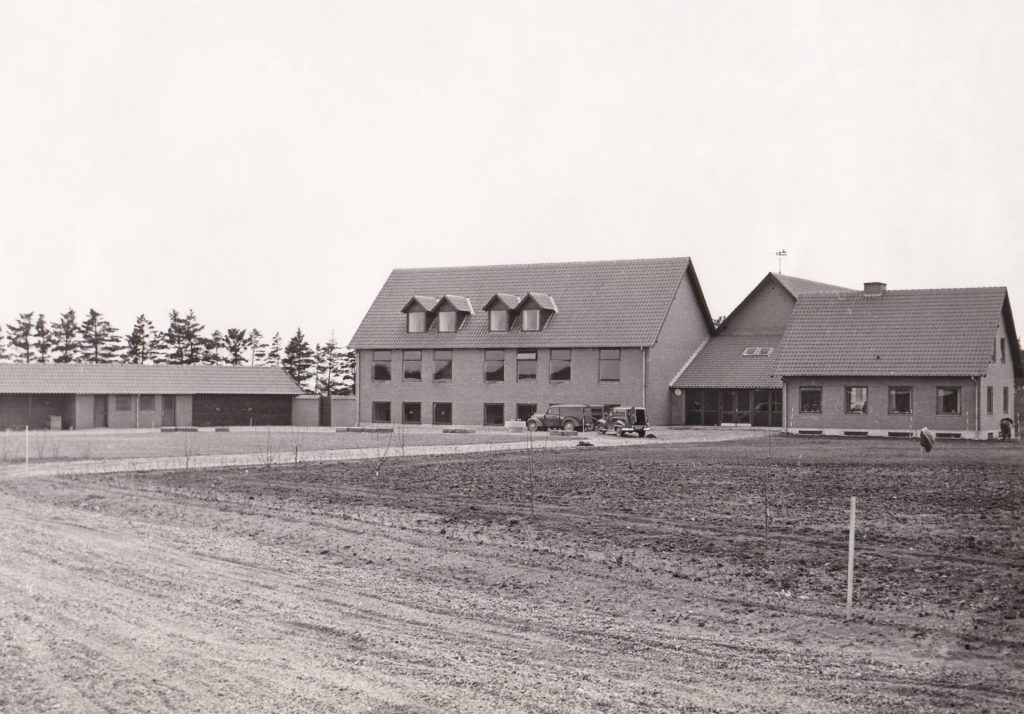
1;436;1021;712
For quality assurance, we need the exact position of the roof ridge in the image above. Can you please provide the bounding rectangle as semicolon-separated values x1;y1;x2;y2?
391;256;690;273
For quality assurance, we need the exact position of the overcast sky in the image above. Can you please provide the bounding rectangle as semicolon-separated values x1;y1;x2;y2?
2;1;1022;347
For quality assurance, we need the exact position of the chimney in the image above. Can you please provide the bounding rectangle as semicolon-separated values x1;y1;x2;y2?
864;281;886;296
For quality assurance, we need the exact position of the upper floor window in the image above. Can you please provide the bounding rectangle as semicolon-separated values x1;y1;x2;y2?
489;309;509;332
372;350;391;381
936;387;960;415
403;350;422;381
1000;337;1006;363
517;349;537;381
407;312;427;333
550;349;571;381
599;349;621;382
438;310;457;333
522;309;540;332
844;387;868;414
433;350;452;380
484;350;505;382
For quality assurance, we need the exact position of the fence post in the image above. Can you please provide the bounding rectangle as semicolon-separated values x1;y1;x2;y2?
846;496;857;619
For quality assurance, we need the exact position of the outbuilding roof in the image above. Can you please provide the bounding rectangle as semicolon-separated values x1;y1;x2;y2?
349;257;713;348
0;364;304;395
775;287;1020;377
671;335;782;389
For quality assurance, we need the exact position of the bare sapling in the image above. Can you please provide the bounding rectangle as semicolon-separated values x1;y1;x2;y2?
254;426;277;468
287;426;306;465
527;428;536;517
369;427;395;502
182;430;199;471
757;431;775;568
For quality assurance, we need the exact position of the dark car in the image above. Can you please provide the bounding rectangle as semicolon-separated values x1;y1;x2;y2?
526;404;604;432
596;406;649;437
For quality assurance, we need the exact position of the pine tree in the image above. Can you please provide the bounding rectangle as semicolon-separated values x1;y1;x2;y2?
5;313;34;363
316;337;347;395
281;329;315;391
337;347;356;395
164;309;206;364
266;332;283;366
248;328;267;366
223;328;250;365
202;330;225;364
124;314;164;364
34;314;55;362
79;309;122;363
0;326;8;362
53;309;82;363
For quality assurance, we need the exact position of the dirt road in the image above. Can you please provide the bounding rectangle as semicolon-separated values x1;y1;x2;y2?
1;437;1021;712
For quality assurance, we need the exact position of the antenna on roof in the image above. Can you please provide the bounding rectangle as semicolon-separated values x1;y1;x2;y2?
775;249;788;274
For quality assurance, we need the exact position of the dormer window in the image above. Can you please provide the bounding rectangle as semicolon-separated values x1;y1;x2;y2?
483;293;520;332
489;309;509;332
522;309;540;331
408;312;427;333
438;310;457;333
514;292;557;333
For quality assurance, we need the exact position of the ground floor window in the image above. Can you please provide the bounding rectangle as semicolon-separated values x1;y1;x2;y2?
372;401;391;423
844;387;868;414
936;387;960;415
799;387;822;414
516;403;537;421
115;395;131;411
484;403;504;426
888;387;912;414
402;402;421;424
1005;386;1010;414
987;386;994;414
433;402;452;425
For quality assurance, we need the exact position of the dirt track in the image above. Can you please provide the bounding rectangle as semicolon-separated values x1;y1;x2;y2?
1;437;1021;712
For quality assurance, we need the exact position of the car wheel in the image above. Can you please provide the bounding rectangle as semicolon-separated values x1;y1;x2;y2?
636;429;645;438
526;420;540;432
562;419;577;432
596;424;608;435
614;424;624;437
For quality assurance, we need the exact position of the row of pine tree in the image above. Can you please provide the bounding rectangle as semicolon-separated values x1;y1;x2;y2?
0;308;354;395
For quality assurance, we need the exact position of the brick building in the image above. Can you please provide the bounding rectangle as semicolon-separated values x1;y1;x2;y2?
775;283;1022;439
0;364;303;429
348;257;714;427
669;272;850;426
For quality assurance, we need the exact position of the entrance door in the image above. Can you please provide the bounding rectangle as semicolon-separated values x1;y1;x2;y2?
93;396;108;428
162;395;176;427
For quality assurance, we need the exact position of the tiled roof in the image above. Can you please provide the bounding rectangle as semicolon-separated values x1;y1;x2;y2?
349;257;712;349
483;294;520;310
438;295;474;313
0;364;304;395
517;292;558;312
671;335;783;389
776;288;1010;377
772;273;851;298
401;296;439;313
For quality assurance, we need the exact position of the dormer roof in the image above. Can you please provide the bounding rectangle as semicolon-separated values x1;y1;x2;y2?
435;295;474;314
516;292;558;312
400;296;439;313
482;294;521;311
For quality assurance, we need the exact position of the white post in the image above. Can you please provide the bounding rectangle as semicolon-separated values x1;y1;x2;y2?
846;496;856;619
25;424;29;470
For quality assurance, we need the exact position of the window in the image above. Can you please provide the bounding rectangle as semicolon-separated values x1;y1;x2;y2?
438;311;457;333
489;309;509;332
432;402;452;425
844;387;868;414
115;395;131;411
993;338;997;362
1000;338;1006;363
407;311;427;333
550;349;571;381
433;350;452;381
742;347;774;357
139;395;155;411
484;350;504;382
516;349;537;381
403;350;422;381
402;402;421;424
936;387;960;415
372;401;391;423
1005;386;1010;415
516;403;537;421
372;350;391;381
521;308;540;332
799;387;821;414
484;403;505;426
888;387;912;415
987;386;994;414
599;349;621;382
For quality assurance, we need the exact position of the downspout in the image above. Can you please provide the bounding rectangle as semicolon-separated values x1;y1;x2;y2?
641;347;647;409
974;376;981;438
355;351;361;426
136;394;140;429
